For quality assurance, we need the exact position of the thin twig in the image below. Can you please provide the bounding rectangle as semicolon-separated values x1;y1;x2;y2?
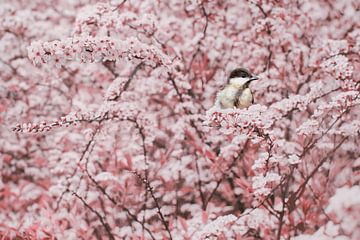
72;191;115;240
132;171;173;240
292;136;348;202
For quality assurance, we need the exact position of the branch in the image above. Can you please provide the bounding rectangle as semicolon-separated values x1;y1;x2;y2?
132;171;173;240
55;125;101;210
195;156;206;209
72;191;115;240
105;61;144;101
289;136;348;205
83;158;156;240
127;117;150;235
204;140;250;210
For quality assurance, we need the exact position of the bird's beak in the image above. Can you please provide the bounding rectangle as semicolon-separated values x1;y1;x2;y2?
250;76;259;81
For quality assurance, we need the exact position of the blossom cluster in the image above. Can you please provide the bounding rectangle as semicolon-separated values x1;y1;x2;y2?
1;0;359;239
28;36;171;67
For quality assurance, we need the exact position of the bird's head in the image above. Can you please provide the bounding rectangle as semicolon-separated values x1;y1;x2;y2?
227;68;258;89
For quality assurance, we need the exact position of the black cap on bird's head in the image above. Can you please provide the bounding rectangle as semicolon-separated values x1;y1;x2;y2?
228;68;258;84
229;68;252;79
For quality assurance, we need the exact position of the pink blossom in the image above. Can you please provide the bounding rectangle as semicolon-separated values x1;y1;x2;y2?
28;36;172;67
1;0;359;239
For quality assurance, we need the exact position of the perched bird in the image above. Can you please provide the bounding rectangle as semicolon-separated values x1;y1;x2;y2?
215;68;258;109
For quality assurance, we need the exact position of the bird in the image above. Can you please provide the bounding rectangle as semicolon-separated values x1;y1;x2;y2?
215;68;258;109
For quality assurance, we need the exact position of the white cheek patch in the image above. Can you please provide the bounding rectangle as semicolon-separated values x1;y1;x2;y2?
229;77;249;86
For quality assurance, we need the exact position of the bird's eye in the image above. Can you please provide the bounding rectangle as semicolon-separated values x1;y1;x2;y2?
240;71;250;78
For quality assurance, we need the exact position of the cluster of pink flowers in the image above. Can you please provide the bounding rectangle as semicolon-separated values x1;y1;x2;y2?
73;3;158;37
28;36;171;67
1;0;359;239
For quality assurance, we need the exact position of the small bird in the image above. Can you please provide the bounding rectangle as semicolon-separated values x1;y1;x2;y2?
215;68;258;109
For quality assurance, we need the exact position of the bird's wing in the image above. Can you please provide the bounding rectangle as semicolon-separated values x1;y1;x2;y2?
234;89;243;108
214;90;224;108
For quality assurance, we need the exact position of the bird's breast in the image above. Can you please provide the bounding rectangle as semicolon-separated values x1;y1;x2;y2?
236;88;253;109
223;86;239;99
218;86;240;108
